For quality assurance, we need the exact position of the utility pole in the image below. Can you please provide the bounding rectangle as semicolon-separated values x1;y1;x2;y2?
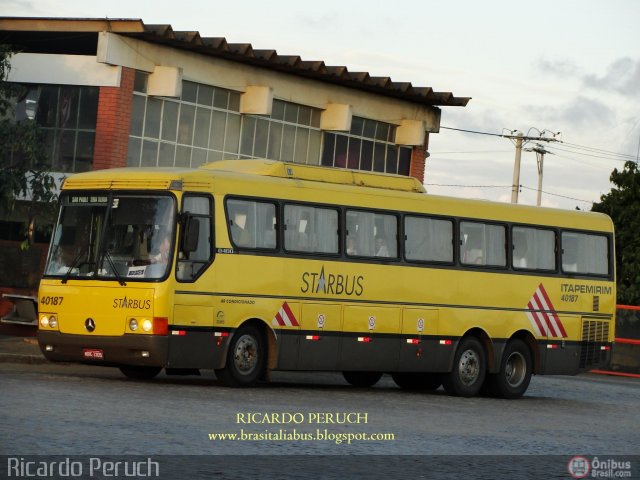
502;129;560;204
524;144;552;206
510;132;524;203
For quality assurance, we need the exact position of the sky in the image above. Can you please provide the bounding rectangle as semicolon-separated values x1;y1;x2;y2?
3;0;639;210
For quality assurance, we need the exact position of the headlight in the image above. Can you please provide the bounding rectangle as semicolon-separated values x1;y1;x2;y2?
40;316;49;328
142;319;153;332
129;318;138;331
48;315;57;328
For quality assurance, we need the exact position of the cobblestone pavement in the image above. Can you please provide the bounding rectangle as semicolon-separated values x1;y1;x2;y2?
1;362;639;458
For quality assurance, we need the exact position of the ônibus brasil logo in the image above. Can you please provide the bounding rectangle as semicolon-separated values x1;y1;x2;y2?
567;456;591;479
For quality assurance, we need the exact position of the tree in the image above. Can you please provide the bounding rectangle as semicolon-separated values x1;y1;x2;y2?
592;161;640;305
0;44;58;247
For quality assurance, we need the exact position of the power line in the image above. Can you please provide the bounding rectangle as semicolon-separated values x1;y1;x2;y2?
430;150;511;154
547;145;635;162
439;126;504;137
441;124;635;162
425;183;512;188
560;141;636;160
425;182;595;204
519;186;595;204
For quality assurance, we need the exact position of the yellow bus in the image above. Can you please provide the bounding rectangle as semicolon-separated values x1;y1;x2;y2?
37;160;615;398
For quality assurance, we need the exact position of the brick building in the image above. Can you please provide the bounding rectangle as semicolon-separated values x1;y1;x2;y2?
0;17;469;313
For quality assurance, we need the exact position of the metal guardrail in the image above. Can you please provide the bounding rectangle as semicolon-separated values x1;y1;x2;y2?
1;294;38;326
593;305;640;377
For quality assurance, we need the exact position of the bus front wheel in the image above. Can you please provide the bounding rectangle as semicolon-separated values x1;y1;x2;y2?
119;366;162;380
215;325;265;387
484;339;532;399
442;337;486;397
342;371;382;387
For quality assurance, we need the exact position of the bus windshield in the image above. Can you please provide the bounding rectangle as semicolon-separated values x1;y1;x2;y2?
45;194;176;281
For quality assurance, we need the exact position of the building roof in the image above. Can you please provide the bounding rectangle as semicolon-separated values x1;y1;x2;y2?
0;17;470;108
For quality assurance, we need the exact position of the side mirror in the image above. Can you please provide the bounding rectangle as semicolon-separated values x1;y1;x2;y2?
180;214;200;253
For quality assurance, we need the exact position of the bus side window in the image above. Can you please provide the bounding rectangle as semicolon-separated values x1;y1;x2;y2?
285;204;338;254
512;226;556;271
177;195;213;282
404;216;453;263
346;210;396;258
460;221;506;267
227;199;277;250
561;232;608;275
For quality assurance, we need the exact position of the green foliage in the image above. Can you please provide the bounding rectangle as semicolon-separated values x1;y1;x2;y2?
592;161;640;305
0;44;59;242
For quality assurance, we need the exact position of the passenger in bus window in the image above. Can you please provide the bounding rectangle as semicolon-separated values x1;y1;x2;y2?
375;237;390;257
512;231;528;268
150;229;171;265
231;214;252;247
463;235;484;264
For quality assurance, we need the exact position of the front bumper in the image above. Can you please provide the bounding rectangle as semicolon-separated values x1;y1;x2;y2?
37;330;168;367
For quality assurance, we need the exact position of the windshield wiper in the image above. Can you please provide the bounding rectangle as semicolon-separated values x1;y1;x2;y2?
103;250;126;286
61;248;90;284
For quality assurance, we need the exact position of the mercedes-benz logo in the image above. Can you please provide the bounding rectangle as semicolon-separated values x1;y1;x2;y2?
85;318;96;332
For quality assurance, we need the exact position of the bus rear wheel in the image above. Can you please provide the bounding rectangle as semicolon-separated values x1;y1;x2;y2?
484;339;532;399
215;325;265;387
391;372;442;391
342;371;382;387
119;366;162;380
442;337;486;397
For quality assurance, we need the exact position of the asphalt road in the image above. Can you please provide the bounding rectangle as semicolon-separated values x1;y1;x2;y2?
1;363;639;478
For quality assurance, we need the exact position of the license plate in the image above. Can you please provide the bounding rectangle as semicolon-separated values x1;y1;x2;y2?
83;348;104;360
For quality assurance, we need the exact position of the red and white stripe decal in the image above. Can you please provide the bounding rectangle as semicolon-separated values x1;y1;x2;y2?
525;284;567;338
272;302;299;327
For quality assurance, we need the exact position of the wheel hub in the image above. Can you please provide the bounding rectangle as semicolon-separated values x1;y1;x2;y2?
233;334;258;374
504;351;526;388
458;349;480;386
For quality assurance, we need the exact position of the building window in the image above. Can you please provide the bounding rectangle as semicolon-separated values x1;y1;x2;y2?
321;117;412;175
239;100;322;165
10;84;98;172
128;75;242;167
129;74;413;176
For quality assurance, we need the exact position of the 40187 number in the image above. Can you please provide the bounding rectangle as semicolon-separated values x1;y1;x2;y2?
560;294;578;303
41;296;64;306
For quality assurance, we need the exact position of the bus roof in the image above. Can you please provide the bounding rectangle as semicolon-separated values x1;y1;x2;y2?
61;160;613;232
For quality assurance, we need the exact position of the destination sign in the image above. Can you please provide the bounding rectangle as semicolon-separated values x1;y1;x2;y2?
69;195;108;204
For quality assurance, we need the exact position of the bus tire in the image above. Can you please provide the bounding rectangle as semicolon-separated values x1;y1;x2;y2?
215;325;265;387
119;366;162;380
484;339;532;399
391;372;442;391
342;371;382;387
442;337;486;397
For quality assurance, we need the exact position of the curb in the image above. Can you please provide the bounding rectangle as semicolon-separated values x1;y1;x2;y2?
0;353;49;365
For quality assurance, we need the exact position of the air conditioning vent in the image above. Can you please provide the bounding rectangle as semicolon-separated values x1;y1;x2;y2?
579;319;609;368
